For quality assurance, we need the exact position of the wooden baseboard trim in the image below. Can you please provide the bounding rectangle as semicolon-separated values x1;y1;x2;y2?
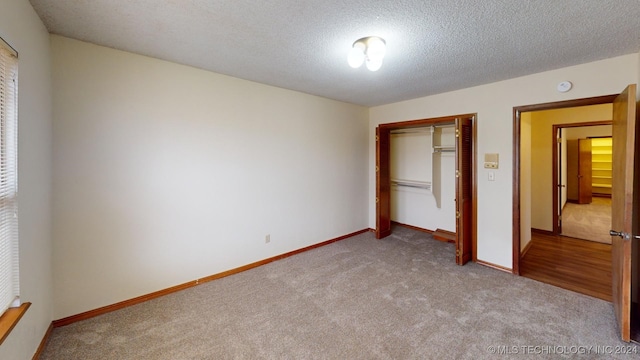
432;228;456;243
32;322;53;360
531;228;555;236
593;193;612;198
52;228;369;328
520;239;534;257
476;259;513;274
391;221;434;234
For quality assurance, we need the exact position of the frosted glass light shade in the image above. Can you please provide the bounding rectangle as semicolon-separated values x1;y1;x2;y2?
366;58;383;71
347;36;386;71
348;44;365;68
365;36;386;62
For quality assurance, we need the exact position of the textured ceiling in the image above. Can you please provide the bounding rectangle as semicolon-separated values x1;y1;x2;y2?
29;0;640;106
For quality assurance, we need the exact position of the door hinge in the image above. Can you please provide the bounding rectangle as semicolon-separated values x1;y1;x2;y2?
456;211;460;219
375;166;379;172
376;135;379;141
456;249;460;256
557;137;562;143
455;170;460;178
376;197;379;204
455;129;460;138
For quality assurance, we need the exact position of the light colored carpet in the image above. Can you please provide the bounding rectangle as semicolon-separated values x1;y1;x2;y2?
562;197;612;244
40;226;634;359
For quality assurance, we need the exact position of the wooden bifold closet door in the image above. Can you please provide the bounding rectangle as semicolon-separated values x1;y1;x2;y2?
375;126;392;239
375;115;475;265
455;117;473;265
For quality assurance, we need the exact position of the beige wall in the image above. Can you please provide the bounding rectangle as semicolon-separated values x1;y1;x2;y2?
369;54;639;269
564;125;612;140
529;104;612;231
0;0;53;359
51;36;369;319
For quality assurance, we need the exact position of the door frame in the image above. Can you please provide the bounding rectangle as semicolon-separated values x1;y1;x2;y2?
551;120;612;234
375;114;477;262
512;94;618;274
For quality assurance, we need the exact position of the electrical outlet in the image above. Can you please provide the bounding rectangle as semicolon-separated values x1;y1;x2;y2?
265;234;270;244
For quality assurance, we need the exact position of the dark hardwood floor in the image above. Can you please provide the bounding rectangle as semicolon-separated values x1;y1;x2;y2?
520;231;612;302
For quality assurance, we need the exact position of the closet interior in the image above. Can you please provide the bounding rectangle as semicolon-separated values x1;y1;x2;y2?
590;137;612;197
389;123;456;239
376;114;475;265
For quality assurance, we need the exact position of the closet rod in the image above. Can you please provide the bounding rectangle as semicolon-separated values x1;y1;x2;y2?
391;179;432;190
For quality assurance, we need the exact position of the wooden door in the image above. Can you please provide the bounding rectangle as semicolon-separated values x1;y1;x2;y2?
556;128;563;233
566;139;579;202
578;139;593;204
376;127;391;239
455;116;473;265
610;84;637;341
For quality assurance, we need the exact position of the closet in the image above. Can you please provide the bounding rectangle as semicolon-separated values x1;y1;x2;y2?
591;137;612;196
389;125;456;234
566;136;612;203
376;115;475;265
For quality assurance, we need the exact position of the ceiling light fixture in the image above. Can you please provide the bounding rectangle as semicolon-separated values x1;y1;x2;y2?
347;36;386;72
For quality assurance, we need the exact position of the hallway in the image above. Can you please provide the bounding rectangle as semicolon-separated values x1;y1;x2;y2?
520;231;611;301
561;197;612;244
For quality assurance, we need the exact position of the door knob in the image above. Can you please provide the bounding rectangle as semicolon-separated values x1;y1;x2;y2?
610;230;633;240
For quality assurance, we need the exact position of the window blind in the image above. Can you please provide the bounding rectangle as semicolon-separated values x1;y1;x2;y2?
0;37;19;314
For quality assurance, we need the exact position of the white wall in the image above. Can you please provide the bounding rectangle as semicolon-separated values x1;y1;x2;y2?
0;0;53;359
369;53;639;269
389;130;455;231
391;132;431;183
51;36;369;319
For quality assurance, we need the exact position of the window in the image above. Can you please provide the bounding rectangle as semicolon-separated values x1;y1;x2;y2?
0;36;26;346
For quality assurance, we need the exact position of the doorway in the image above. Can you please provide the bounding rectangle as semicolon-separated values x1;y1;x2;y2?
517;102;615;302
375;114;476;265
553;122;613;243
513;86;639;342
513;94;617;272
